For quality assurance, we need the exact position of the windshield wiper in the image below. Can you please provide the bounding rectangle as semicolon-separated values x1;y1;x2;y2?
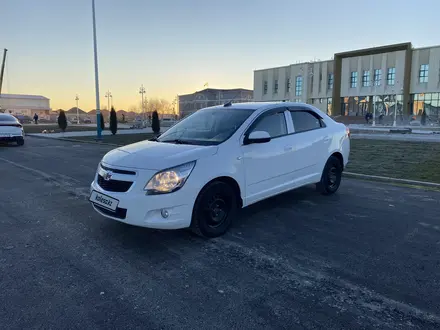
159;139;195;145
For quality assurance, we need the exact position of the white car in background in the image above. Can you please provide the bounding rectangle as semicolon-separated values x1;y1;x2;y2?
0;113;25;146
89;102;350;237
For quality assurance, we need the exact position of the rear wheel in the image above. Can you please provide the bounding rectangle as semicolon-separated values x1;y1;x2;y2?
16;137;24;146
316;155;342;195
191;181;238;238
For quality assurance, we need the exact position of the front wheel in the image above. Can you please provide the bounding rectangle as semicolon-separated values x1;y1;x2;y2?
16;137;24;146
191;181;238;238
316;155;342;195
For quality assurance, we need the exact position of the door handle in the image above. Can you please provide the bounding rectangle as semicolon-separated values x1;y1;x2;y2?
323;136;331;142
284;146;293;152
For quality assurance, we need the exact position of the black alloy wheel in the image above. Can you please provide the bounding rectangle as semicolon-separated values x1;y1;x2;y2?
317;155;342;195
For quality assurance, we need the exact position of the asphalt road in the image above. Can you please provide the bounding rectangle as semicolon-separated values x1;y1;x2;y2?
1;137;440;330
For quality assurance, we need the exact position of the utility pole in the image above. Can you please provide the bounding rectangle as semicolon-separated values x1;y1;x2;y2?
91;0;102;139
139;84;146;125
0;48;8;112
75;94;80;124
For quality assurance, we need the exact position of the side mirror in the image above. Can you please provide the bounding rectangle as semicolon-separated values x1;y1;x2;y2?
244;131;271;145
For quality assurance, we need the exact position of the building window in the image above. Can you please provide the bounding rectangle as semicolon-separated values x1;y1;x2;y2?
327;73;334;90
286;78;291;92
327;97;332;115
373;69;381;86
340;96;370;116
263;81;268;94
419;64;429;83
274;80;279;94
295;76;303;96
362;70;370;87
350;71;358;88
387;68;395;85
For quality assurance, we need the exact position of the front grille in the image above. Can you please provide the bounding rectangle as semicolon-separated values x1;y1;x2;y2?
94;204;127;219
97;174;133;192
101;164;136;175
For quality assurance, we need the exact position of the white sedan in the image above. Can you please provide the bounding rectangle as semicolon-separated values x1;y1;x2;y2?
90;102;350;237
0;113;25;146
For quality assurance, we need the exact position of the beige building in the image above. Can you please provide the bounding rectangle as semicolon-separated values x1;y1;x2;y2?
254;42;440;124
0;94;51;119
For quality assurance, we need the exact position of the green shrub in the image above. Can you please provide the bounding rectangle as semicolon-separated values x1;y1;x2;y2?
110;107;117;135
152;110;160;134
58;110;67;132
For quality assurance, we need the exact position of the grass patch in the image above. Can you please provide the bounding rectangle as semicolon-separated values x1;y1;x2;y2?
23;124;128;134
66;133;155;145
347;139;440;183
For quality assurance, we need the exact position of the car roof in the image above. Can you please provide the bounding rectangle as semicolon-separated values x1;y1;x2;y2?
205;101;321;113
0;113;17;120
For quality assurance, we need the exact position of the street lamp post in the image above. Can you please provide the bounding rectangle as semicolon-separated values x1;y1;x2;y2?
392;82;402;127
75;94;80;124
372;82;376;127
139;84;146;125
91;0;102;139
105;90;112;111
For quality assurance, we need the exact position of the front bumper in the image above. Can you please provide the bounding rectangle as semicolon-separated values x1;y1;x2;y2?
89;165;197;230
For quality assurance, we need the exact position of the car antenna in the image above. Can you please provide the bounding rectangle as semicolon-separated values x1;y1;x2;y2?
223;91;242;107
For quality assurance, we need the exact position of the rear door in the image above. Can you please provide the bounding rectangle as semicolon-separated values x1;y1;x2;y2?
241;107;297;204
286;108;330;185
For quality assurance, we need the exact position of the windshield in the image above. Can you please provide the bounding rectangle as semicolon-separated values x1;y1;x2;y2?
157;107;254;145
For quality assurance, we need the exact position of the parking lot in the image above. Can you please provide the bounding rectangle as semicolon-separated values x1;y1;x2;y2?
1;137;440;329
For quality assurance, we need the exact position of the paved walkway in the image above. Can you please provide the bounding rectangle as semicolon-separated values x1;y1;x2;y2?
352;133;440;142
26;127;169;138
348;124;440;135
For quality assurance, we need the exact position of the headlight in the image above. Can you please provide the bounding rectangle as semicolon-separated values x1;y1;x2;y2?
144;161;196;194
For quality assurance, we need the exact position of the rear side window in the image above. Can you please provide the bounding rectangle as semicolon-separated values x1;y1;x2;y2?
290;111;324;133
250;112;287;138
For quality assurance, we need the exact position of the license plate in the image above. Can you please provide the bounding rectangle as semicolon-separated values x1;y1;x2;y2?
90;190;119;211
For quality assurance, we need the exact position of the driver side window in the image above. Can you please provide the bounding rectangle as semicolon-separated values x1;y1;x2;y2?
250;111;287;138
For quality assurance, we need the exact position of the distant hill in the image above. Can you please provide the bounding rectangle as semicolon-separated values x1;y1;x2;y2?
88;109;110;117
66;107;87;114
50;108;139;120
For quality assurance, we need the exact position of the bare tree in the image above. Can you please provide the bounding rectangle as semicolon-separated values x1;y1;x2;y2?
144;98;171;115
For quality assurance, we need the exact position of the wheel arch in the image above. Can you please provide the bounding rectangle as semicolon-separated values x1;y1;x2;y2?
330;151;344;170
197;176;243;209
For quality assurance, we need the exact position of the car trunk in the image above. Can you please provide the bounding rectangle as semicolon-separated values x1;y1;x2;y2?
0;123;22;136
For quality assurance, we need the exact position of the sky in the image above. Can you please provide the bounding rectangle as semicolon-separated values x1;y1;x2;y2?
2;0;439;111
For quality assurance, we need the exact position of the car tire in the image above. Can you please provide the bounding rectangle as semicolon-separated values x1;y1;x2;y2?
316;155;342;195
16;137;24;146
190;181;238;238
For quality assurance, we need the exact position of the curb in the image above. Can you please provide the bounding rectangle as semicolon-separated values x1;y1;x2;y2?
343;172;440;188
27;134;121;147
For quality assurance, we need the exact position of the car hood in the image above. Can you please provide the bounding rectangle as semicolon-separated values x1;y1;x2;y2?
101;140;218;170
